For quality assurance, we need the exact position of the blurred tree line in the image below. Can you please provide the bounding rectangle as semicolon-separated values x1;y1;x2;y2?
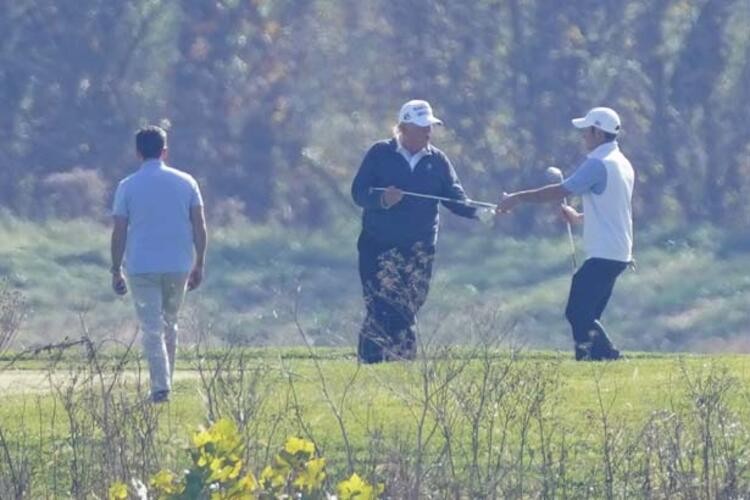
2;0;749;233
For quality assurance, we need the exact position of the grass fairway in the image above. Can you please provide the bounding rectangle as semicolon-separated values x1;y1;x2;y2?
2;348;750;497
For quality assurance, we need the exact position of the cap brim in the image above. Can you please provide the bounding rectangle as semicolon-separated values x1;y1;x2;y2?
571;117;589;129
410;116;442;127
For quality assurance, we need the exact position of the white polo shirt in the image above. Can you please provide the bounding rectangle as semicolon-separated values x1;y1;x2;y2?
112;160;203;274
396;137;429;171
562;141;634;262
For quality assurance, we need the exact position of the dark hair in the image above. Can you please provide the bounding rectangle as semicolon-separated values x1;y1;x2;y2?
135;126;167;159
591;126;618;142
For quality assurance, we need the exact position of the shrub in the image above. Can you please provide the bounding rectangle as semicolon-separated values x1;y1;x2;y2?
110;418;382;500
40;167;108;219
0;279;26;354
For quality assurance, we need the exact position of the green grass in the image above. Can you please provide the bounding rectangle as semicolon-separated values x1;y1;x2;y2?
2;349;749;444
3;214;750;353
2;349;750;497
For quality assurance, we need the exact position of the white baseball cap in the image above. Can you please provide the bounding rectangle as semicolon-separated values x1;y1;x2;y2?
571;107;621;135
398;99;443;127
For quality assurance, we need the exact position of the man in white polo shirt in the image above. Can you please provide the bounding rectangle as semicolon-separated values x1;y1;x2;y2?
497;107;634;361
110;126;207;401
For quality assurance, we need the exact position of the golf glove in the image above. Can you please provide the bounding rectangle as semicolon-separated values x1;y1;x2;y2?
477;207;495;226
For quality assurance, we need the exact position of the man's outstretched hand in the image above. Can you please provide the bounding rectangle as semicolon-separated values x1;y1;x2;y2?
496;192;519;214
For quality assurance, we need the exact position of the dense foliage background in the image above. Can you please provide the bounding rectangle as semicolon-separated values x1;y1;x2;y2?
3;1;750;351
3;0;750;231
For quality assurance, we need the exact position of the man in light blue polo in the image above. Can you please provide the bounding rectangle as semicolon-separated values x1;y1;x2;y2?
497;107;634;361
110;126;207;402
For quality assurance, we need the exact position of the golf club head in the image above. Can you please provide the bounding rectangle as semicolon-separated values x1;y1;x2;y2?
476;207;495;226
545;166;564;182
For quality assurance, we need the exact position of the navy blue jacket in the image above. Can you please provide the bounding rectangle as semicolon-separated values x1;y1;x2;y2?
351;138;477;247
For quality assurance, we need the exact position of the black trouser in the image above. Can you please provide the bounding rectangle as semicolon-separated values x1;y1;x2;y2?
357;233;435;364
565;257;628;360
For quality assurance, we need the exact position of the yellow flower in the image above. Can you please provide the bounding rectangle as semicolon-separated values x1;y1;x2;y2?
293;457;326;492
227;459;243;480
192;428;213;448
336;473;383;500
283;436;315;459
260;464;287;491
150;469;182;494
236;472;259;492
197;451;211;467
211;418;242;452
107;481;128;500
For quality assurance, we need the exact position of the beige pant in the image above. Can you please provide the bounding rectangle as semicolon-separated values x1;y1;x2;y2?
128;273;188;395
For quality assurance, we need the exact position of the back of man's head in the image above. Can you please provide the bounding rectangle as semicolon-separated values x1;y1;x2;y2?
136;126;167;159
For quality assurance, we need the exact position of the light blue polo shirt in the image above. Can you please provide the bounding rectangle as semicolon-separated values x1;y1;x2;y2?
562;158;608;196
112;159;203;274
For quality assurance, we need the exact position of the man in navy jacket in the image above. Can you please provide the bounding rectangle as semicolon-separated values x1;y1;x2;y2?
351;100;481;363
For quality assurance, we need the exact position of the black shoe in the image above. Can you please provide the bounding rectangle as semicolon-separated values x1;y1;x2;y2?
605;348;622;361
575;342;592;361
589;331;618;361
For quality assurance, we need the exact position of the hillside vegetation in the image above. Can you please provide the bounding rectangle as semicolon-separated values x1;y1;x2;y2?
3;1;750;233
3;216;749;353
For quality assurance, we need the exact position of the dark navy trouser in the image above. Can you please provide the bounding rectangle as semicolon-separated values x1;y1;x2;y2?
565;257;628;360
357;233;435;364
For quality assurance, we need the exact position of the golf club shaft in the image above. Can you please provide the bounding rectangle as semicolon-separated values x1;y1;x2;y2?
547;168;578;273
369;187;497;209
562;196;578;272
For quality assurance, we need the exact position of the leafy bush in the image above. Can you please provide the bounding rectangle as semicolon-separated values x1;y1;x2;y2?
0;278;26;354
40;168;108;219
109;418;382;499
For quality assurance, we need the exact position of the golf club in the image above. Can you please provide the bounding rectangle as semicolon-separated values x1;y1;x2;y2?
546;166;578;273
368;187;497;209
369;187;496;225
